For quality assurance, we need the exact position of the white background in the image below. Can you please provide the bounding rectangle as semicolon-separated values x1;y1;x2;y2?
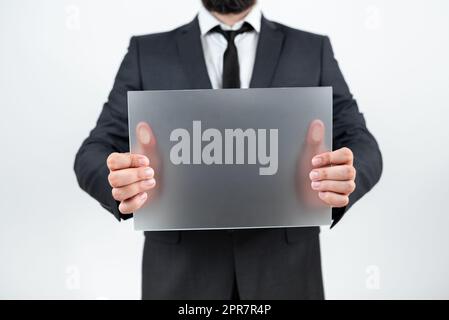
1;0;449;299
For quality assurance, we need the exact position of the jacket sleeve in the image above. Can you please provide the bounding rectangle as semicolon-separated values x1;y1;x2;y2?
319;36;383;227
74;37;141;221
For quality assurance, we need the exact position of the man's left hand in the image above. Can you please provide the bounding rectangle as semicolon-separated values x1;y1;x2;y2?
309;147;356;208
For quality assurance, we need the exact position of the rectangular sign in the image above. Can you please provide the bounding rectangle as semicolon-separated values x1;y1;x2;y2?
128;87;333;231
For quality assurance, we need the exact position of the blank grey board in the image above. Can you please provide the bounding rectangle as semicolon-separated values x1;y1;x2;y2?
128;87;333;231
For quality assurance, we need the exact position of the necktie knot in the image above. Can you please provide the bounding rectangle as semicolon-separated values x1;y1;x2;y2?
210;22;254;42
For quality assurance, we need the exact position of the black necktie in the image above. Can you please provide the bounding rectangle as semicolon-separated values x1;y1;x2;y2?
211;22;254;88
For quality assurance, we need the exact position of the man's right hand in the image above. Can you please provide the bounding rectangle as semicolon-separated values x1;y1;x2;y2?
107;152;156;214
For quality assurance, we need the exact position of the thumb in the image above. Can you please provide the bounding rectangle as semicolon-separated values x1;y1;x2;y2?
135;121;161;180
135;121;162;201
296;119;327;207
303;119;328;164
305;119;325;153
136;121;157;156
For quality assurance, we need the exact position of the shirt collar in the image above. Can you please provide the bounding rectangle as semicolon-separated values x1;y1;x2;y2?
198;3;262;36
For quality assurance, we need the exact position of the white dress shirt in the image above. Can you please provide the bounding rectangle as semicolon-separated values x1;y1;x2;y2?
198;4;262;89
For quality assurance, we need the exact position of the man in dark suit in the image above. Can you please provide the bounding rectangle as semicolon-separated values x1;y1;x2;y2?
74;0;382;299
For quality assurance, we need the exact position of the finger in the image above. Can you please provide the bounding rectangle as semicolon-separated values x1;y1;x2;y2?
108;166;154;188
107;152;149;171
318;191;349;207
309;165;356;182
311;180;356;195
112;178;156;202
119;192;148;214
312;147;353;168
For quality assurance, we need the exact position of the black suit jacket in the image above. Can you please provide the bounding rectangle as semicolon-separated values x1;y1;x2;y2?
74;16;382;299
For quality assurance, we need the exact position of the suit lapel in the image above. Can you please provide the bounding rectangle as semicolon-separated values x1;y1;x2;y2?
250;16;285;88
176;17;212;89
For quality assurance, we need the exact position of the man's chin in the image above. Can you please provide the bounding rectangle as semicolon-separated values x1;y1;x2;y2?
201;0;256;14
